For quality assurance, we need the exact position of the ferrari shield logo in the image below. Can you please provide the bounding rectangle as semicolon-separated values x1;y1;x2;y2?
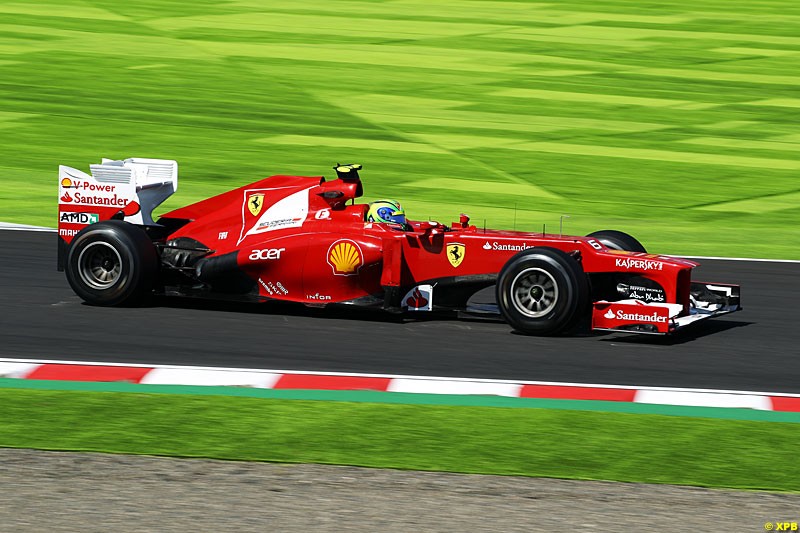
447;243;465;268
247;193;264;216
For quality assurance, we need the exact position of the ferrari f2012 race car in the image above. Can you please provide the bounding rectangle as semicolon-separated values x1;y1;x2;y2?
56;158;741;336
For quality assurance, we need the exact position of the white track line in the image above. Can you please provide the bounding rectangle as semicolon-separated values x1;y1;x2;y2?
0;222;55;232
675;254;800;264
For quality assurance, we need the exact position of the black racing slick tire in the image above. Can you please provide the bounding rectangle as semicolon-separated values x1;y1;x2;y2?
586;230;647;253
496;247;589;336
65;220;158;306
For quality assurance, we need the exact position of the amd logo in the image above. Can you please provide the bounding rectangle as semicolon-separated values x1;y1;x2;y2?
249;248;285;261
60;212;99;225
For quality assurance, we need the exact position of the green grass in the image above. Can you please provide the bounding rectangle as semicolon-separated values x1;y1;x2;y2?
1;387;799;491
1;0;800;257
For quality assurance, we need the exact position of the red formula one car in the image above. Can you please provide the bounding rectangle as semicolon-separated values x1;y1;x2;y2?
56;159;741;335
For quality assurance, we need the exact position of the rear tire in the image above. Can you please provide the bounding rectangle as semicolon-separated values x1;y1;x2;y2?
496;247;589;336
65;220;158;306
586;230;646;253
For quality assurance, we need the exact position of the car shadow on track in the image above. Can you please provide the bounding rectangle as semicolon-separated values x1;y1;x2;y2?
145;296;749;343
594;319;753;346
147;295;443;325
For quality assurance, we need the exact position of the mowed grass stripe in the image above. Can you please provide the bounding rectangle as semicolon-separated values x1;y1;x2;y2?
327;94;672;133
0;3;125;20
191;42;516;73
0;25;214;59
0;111;38;122
356;114;566;134
402;178;561;200
713;47;800;57
147;12;506;39
1;0;800;258
243;0;692;26
189;41;638;73
492;88;719;109
696;191;800;213
256;135;449;154
512;142;800;170
680;137;800;153
522;24;800;46
637;67;800;86
745;98;800;108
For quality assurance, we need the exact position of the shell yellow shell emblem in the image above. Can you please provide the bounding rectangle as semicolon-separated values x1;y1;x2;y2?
327;239;363;276
447;243;465;268
247;193;264;216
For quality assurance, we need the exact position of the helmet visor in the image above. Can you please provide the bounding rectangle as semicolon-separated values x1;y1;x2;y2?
376;206;405;225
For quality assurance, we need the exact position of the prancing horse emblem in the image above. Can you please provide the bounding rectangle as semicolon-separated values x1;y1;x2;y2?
247;193;265;216
447;242;465;268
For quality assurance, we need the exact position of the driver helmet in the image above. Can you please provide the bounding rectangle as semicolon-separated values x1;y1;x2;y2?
366;199;406;226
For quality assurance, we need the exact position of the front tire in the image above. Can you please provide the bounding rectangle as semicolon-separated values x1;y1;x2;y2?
496;247;589;336
65;220;158;306
586;230;646;253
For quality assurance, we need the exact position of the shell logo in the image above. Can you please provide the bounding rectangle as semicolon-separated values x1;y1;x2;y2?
327;239;363;276
60;177;77;188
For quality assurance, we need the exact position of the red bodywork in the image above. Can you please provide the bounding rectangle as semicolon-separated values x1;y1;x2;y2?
58;162;740;335
159;173;698;321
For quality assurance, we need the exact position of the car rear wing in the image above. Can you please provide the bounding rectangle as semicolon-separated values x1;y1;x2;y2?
58;157;177;233
57;157;178;270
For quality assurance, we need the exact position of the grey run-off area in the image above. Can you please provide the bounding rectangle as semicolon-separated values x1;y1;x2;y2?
1;449;798;532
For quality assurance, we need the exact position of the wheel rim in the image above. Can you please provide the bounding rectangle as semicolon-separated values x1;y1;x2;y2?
510;267;559;318
77;242;122;290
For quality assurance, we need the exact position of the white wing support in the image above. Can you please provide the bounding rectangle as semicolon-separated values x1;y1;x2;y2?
95;158;178;225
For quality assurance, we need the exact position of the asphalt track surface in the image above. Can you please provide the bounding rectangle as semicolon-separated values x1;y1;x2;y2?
2;231;798;393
